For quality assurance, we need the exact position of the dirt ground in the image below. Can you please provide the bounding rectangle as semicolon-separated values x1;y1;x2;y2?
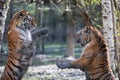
0;55;86;80
0;65;86;80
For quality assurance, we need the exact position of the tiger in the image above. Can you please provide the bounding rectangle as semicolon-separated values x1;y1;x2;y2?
57;26;115;80
0;10;48;80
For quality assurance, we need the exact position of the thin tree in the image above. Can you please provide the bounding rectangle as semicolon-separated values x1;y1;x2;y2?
0;0;11;54
101;0;117;79
64;1;75;58
112;0;120;79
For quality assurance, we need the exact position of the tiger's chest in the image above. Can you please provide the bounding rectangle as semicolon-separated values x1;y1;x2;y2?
16;27;36;71
15;26;35;56
22;29;33;47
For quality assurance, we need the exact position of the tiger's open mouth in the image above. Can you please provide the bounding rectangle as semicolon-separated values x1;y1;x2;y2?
76;39;88;47
81;41;89;47
80;42;86;47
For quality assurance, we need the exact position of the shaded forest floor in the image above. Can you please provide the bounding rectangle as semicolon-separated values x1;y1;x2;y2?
0;55;86;80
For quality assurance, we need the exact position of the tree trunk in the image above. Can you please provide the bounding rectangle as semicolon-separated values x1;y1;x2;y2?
0;0;11;54
35;1;45;54
101;0;117;78
40;1;45;54
111;0;120;79
64;18;75;58
63;0;75;58
117;12;120;80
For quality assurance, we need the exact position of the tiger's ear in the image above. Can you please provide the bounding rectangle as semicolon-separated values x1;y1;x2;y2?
19;9;27;17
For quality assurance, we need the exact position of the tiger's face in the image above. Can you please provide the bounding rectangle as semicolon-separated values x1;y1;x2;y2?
9;9;36;31
75;27;92;47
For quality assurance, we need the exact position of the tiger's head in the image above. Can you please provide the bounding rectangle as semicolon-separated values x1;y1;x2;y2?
9;9;36;31
75;26;102;47
8;10;37;50
8;10;48;51
75;26;92;47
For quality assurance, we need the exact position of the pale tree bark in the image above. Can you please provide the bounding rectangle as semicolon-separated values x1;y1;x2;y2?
101;0;117;79
0;0;11;54
116;11;120;80
111;0;120;79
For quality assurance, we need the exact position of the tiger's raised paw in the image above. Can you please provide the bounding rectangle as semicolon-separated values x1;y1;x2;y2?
32;27;49;41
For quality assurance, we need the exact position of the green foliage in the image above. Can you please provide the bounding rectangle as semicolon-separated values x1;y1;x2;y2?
25;3;36;15
4;0;102;55
90;0;101;4
81;0;101;5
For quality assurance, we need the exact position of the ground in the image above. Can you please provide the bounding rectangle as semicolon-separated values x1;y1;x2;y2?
0;55;86;80
25;65;85;80
0;65;86;80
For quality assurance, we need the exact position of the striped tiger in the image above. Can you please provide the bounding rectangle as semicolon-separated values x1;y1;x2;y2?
0;10;48;80
57;26;115;80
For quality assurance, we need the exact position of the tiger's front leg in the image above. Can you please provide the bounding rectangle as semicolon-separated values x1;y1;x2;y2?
20;27;48;47
57;58;83;70
56;57;92;80
56;58;76;69
31;27;48;41
56;55;92;71
19;27;49;55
